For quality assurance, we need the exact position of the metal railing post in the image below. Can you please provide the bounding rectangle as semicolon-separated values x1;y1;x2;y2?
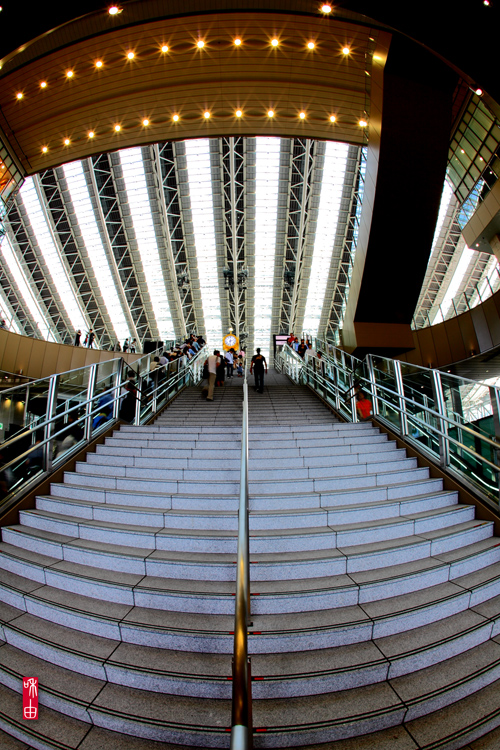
366;355;379;416
113;359;124;420
431;369;450;468
230;370;252;749
489;385;500;504
43;374;60;473
84;364;98;441
135;374;143;425
393;360;408;436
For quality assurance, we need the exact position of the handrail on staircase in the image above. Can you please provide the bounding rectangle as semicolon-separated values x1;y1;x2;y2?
230;358;253;749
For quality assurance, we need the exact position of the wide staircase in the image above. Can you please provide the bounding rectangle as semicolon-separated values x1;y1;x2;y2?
2;372;500;749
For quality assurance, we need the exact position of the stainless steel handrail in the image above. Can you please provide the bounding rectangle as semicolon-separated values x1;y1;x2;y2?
230;359;252;749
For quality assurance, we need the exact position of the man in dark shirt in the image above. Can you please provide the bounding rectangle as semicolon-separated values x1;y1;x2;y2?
250;348;267;393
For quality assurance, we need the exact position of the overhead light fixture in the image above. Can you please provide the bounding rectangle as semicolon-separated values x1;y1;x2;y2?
88;131;95;138
64;138;71;145
161;45;169;53
271;38;279;47
108;5;121;14
235;109;242;117
234;38;242;46
142;118;149;126
40;81;47;89
197;40;205;48
95;60;103;68
359;118;368;127
204;111;211;119
114;124;121;132
307;42;315;49
475;87;483;96
127;51;135;59
173;114;180;122
342;46;350;55
321;4;332;13
16;92;23;100
66;69;74;78
42;146;48;153
299;111;306;119
329;115;336;123
268;109;275;117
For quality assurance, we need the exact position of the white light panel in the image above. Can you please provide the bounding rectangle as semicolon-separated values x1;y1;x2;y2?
20;177;87;333
63;161;130;343
0;234;55;340
184;139;222;348
303;141;349;335
119;147;174;339
254;137;281;359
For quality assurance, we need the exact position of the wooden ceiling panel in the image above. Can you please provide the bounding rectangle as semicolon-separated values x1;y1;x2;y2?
0;13;379;175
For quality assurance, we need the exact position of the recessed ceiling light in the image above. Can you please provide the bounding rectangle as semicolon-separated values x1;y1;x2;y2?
108;5;120;14
42;146;48;153
307;42;315;49
40;81;47;89
64;138;70;145
235;109;242;117
330;115;336;123
197;40;205;48
359;118;368;127
373;54;382;61
161;45;169;53
142;118;149;126
321;4;332;13
475;87;483;96
204;111;211;119
16;92;23;99
88;131;95;138
114;124;121;131
173;114;180;122
234;38;242;46
127;51;134;60
66;70;74;78
461;149;465;154
268;109;274;117
342;46;350;55
95;60;103;68
299;111;306;119
271;38;279;47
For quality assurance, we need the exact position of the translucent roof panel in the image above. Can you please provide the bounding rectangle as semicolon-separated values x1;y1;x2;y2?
0;234;55;340
119;147;174;339
254;137;281;360
63;160;131;342
20;177;87;333
303;141;349;335
184;139;222;349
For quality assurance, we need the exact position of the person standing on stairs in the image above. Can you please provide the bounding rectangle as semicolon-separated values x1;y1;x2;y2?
206;350;221;401
250;348;267;393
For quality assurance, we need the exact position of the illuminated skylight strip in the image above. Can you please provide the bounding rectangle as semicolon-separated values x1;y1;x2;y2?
63;161;130;342
119;147;174;339
20;177;87;332
303;141;350;334
430;178;455;255
433;244;474;323
184;139;222;348
253;137;281;358
0;288;22;335
0;234;55;340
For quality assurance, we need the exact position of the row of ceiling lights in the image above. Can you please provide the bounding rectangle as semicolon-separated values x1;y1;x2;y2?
39;113;369;153
14;39;356;102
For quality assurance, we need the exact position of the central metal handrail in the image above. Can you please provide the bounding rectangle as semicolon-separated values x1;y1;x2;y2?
230;359;252;749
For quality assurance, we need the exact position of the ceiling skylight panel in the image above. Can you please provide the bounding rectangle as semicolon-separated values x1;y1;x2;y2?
430;178;455;255
119;147;174;338
303;141;349;335
254;137;281;358
0;289;22;334
62;161;130;342
20;177;87;332
433;244;474;323
0;234;55;340
184;139;222;347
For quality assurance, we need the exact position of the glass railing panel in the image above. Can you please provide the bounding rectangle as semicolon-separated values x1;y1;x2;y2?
448;434;499;502
399;362;440;454
370;356;401;430
92;363;119;436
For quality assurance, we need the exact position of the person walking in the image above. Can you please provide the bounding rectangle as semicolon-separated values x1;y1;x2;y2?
74;329;81;346
87;329;95;348
250;348;267;393
206;350;221;401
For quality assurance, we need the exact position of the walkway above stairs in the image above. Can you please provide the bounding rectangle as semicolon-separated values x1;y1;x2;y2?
2;373;500;749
